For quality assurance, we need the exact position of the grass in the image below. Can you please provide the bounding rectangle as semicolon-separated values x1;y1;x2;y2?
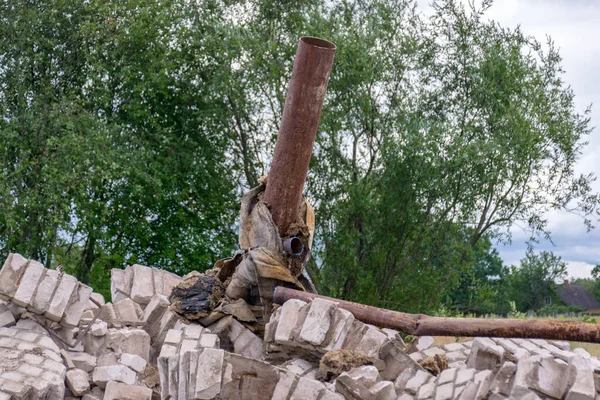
568;341;600;357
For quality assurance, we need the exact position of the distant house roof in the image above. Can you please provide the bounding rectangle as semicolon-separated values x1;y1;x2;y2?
556;284;600;311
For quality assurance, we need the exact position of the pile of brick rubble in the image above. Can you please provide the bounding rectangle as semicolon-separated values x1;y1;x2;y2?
0;252;599;399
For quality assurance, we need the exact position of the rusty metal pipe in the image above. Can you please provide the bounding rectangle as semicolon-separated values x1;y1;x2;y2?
283;237;304;257
263;37;336;236
274;287;600;343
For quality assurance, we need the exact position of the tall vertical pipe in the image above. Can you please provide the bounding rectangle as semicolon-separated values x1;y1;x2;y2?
263;37;336;236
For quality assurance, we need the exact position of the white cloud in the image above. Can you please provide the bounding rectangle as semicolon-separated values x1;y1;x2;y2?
565;261;596;281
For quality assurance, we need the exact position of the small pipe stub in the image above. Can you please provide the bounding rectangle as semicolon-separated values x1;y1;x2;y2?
283;237;304;257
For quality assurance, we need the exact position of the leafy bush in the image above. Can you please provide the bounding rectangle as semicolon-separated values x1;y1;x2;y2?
536;304;584;316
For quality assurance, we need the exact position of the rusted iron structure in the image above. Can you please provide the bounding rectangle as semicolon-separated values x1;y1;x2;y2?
263;37;336;237
274;287;600;343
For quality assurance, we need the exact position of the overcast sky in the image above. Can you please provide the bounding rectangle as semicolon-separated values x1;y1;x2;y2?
418;0;600;278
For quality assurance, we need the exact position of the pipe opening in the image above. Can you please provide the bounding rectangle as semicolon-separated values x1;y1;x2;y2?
283;237;304;257
300;36;336;50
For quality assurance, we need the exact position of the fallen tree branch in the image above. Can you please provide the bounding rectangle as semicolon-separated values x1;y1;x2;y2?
273;287;600;343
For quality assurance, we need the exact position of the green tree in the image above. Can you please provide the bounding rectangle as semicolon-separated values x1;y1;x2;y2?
314;0;599;312
589;264;600;301
444;235;504;314
503;250;567;311
0;0;239;292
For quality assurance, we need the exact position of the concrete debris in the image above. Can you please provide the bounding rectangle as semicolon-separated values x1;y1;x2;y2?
0;253;600;399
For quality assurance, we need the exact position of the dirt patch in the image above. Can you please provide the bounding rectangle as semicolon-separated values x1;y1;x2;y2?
419;353;448;376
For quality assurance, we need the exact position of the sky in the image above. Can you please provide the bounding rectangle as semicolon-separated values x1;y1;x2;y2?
417;0;600;279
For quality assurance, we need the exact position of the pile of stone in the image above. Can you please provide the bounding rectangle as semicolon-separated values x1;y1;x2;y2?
0;253;599;399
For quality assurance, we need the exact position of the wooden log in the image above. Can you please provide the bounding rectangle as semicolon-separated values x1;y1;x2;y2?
273;287;600;343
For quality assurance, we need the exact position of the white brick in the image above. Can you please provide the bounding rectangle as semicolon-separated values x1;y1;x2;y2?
92;365;136;388
519;340;540;353
290;377;325;399
31;269;59;313
184;324;204;340
272;370;297;399
322;308;355;351
66;351;96;373
90;320;108;336
177;339;198;400
422;346;446;358
435;382;454;400
299;298;336;346
405;370;431;394
158;344;177;400
345;365;380;388
0;306;15;327
474;369;493;400
489;361;516;395
443;342;466;352
573;347;591;359
193;348;224;399
437;367;457;385
398;395;415;400
161;271;182;297
416;336;435;351
552;341;570;351
62;283;93;327
110;269;130;302
114;298;143;323
369;380;396;400
0;253;28;300
119;353;147;373
511;356;540;397
45;274;78;321
164;329;183;345
66;369;90;396
104;381;152;400
129;264;155;305
417;381;435;399
143;294;169;325
533;357;571;398
496;338;521;355
150;309;179;347
13;260;45;307
446;350;467;364
274;299;307;344
457;381;478;400
353;327;389;358
106;328;151;361
199;333;220;349
467;338;505;371
233;329;262;359
566;356;595;400
455;368;475;386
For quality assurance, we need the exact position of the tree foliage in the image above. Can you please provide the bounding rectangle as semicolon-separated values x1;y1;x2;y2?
0;0;239;287
314;0;598;312
502;250;567;312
